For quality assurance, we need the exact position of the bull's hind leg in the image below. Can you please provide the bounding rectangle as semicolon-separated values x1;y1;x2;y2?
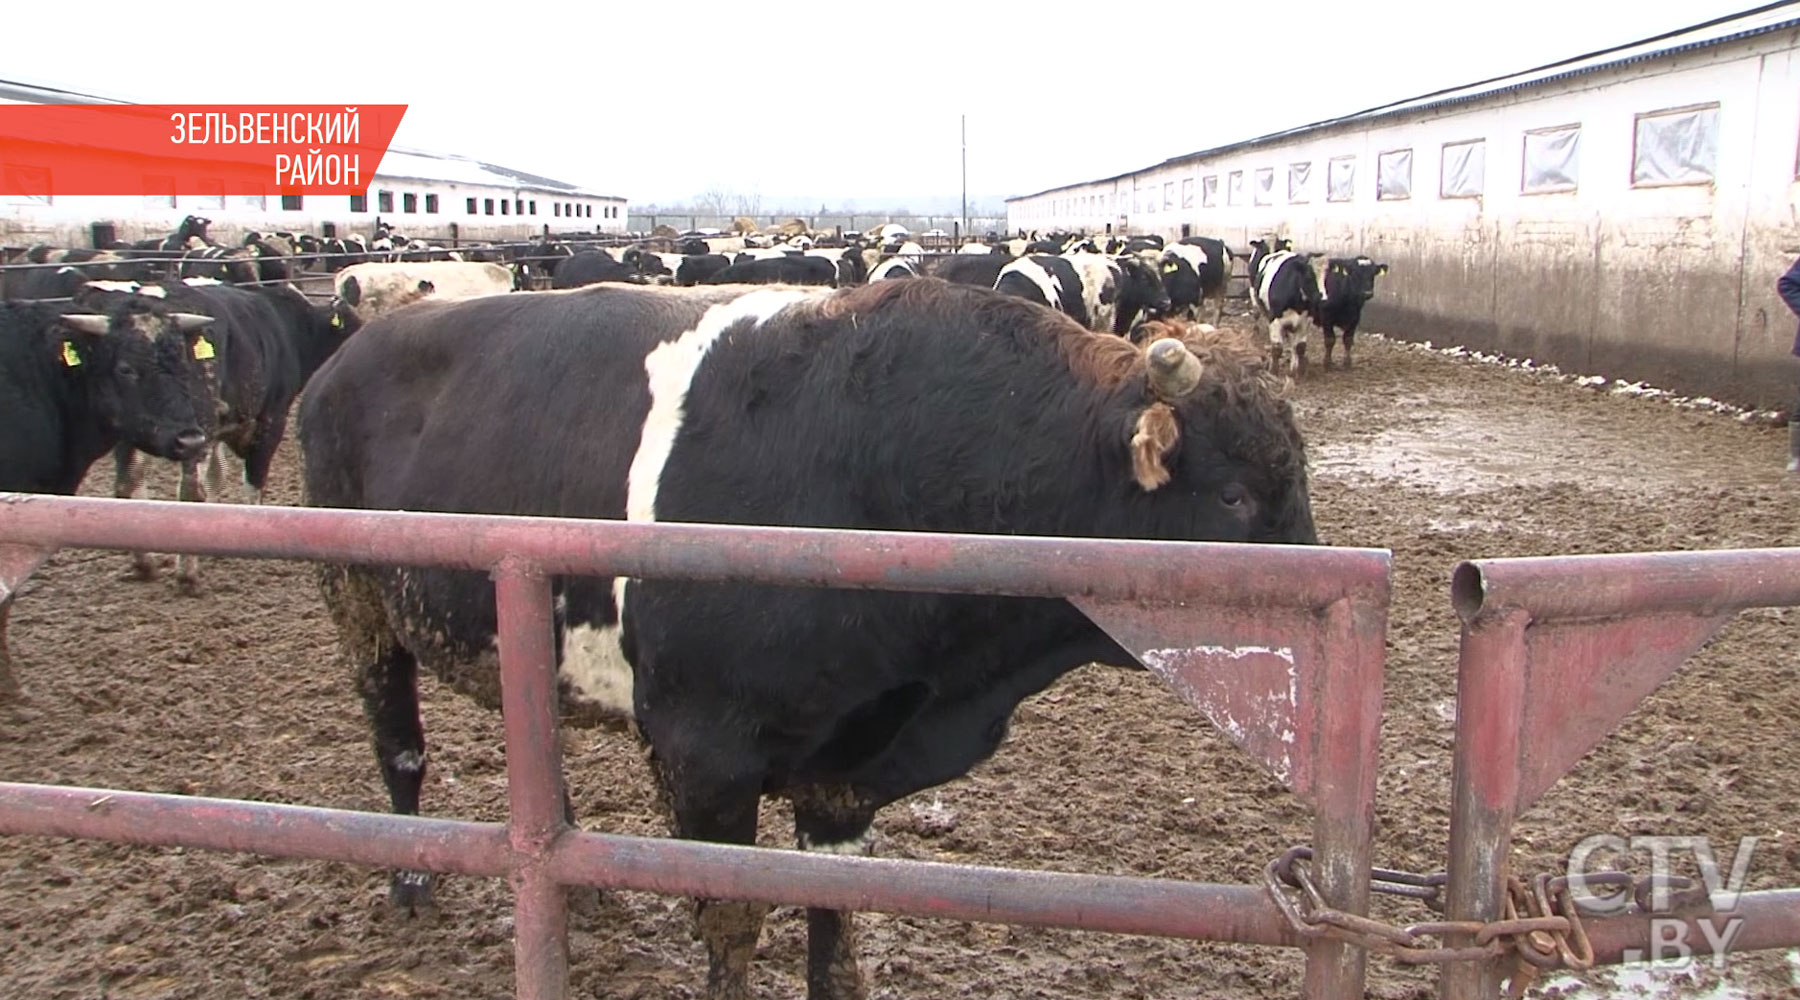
792;786;876;1000
645;728;770;1000
111;444;158;581
321;566;436;914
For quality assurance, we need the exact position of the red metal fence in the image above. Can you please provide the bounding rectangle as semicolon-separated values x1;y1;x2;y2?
0;493;1391;1000
1437;549;1800;998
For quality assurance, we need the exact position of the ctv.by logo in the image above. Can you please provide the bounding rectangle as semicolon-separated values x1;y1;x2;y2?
1566;834;1759;969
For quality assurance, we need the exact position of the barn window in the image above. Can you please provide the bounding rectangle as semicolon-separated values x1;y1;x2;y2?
1440;140;1485;198
349;193;367;213
1253;167;1274;206
502;200;510;215
466;197;478;214
3;164;51;204
1161;182;1174;210
529;200;537;215
1377;149;1412;200
1181;177;1194;209
1202;175;1219;207
1523;125;1580;193
377;190;394;213
1287;162;1312;204
1632;103;1718;187
143;175;177;209
1327;156;1355;202
402;193;418;213
281;194;303;211
193;180;225;212
585;205;593;218
425;194;439;214
1227;171;1244;206
484;198;495;215
553;203;561;217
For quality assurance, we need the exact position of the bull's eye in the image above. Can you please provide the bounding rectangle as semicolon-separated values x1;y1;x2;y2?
1220;483;1248;508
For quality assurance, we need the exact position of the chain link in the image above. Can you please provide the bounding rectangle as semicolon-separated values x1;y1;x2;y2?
1263;845;1710;976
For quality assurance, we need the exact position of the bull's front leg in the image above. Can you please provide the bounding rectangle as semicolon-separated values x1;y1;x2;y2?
174;455;210;596
111;444;159;581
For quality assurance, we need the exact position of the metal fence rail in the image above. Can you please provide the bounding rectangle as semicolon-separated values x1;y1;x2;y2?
0;493;1392;1000
1438;548;1800;998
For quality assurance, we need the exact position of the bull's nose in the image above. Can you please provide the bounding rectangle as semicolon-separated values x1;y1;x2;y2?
174;430;208;458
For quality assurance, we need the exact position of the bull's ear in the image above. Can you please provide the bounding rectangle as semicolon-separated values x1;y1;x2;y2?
1130;402;1181;492
340;276;361;306
417;279;435;294
1377;264;1389;275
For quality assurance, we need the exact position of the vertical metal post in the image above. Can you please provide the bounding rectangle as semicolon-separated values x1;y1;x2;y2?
495;559;569;1000
961;114;968;243
1306;596;1385;999
1439;609;1530;1000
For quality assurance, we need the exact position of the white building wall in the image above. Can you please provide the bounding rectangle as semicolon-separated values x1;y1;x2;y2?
1005;29;1800;409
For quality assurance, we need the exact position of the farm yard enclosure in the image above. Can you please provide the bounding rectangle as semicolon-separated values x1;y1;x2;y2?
1;317;1797;1000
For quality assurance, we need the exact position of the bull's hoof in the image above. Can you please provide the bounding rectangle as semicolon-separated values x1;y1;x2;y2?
124;553;160;582
389;870;437;916
1343;355;1354;370
176;576;203;598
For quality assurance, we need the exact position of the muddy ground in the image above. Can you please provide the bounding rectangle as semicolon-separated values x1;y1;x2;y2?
2;324;1799;1000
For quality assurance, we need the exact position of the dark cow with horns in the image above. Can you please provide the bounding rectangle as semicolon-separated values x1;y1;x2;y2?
297;279;1317;1000
1314;256;1388;369
0;294;218;699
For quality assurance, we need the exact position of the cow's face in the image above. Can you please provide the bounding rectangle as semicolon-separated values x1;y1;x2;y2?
1328;258;1388;301
1117;257;1171;317
56;303;217;463
1125;324;1317;546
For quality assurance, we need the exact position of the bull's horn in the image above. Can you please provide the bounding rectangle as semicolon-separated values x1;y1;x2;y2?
1146;338;1203;400
171;313;216;331
60;314;111;336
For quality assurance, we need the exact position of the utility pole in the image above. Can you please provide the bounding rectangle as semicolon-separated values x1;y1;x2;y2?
960;114;968;242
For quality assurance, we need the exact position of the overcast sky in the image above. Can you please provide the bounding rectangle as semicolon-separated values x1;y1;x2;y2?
2;0;1776;208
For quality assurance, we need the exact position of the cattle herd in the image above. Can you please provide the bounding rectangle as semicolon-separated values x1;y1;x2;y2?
0;211;1385;999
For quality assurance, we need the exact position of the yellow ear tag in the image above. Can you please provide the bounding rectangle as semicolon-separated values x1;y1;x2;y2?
331;313;343;328
193;338;216;361
61;342;82;367
1161;262;1179;273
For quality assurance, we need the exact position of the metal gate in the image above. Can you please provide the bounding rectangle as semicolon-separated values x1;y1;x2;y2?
0;493;1392;1000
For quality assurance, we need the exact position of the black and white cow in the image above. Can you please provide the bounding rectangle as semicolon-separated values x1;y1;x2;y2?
177;245;262;285
994;254;1170;335
157;215;217;254
1313;256;1388;370
1249;240;1323;378
296;278;1317;1000
0;294;218;698
867;257;921;281
627;251;738;287
2;248;156;300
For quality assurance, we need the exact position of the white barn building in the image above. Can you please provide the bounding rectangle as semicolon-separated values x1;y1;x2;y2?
0;79;628;248
1006;4;1800;410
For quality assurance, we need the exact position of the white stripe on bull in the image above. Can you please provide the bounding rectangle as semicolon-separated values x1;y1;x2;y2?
559;287;824;716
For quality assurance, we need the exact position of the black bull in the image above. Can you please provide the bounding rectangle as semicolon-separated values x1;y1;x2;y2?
296;279;1318;1000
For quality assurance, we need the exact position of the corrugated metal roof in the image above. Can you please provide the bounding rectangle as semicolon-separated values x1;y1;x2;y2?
1008;1;1800;202
372;147;622;200
0;77;625;201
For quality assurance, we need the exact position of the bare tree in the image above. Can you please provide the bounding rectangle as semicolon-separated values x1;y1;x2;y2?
692;186;732;217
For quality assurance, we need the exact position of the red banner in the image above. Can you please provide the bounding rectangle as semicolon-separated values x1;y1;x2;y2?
0;104;408;196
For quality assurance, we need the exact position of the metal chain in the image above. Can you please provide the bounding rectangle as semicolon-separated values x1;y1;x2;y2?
1263;846;1709;973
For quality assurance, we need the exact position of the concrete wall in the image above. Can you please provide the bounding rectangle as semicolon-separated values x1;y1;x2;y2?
1007;29;1800;411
